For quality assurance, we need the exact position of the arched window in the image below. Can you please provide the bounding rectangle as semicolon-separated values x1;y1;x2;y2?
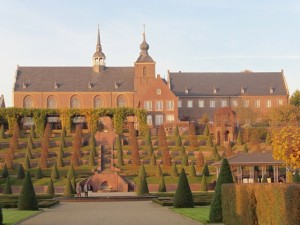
47;95;57;109
70;95;81;109
23;96;33;108
117;95;127;107
94;95;104;108
143;66;147;77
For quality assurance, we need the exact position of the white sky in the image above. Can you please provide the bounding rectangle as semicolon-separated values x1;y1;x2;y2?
0;0;299;106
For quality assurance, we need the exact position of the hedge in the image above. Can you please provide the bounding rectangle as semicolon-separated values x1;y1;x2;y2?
222;184;300;225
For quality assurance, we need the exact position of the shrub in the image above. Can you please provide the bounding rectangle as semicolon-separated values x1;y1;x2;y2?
188;123;198;147
51;164;59;180
41;135;50;149
136;175;149;195
63;179;73;197
30;125;36;138
209;158;234;223
173;168;194;208
196;151;205;167
202;162;210;176
46;178;55;195
67;164;76;179
138;164;146;178
150;153;157;166
23;155;31;170
27;135;34;149
89;133;96;148
200;175;207;192
212;145;218;158
145;129;153;156
71;152;80;166
17;164;25;179
158;175;166;192
215;152;222;162
156;164;163;177
129;123;141;165
236;130;243;145
39;152;48;169
203;124;209;136
71;177;76;194
189;162;196;177
0;205;2;225
43;123;52;138
35;165;43;179
0;124;5;139
174;125;179;137
4;154;13;169
171;162;179;177
10;135;20;151
181;152;188;166
25;146;33;159
293;170;300;183
58;145;64;158
56;151;64;168
89;150;96;166
73;134;82;157
243;144;248;153
1;163;9;178
265;131;272;145
18;171;38;210
60;135;66;148
207;135;213;147
180;146;185;157
162;147;172;166
4;177;12;194
175;135;182;147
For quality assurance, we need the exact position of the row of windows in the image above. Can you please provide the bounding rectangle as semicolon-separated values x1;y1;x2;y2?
144;100;174;111
146;114;174;126
23;95;128;109
178;99;284;109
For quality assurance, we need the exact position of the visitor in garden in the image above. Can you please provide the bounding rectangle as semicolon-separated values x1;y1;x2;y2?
76;184;82;197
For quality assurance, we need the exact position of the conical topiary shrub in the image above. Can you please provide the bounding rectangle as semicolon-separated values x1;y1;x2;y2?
3;177;12;194
60;135;66;148
46;178;55;195
196;151;205;167
209;158;234;223
203;124;209;136
212;145;218;159
138;164;146;179
27;135;34;150
200;175;208;191
71;152;80;166
23;155;31;170
56;152;64;168
215;152;222;162
243;144;248;153
174;125;179;137
1;163;9;178
181;152;188;166
236;130;243;145
176;135;182;147
180;146;185;157
89;150;96;166
30;125;36;139
71;177;76;194
202;162;210;176
158;175;167;192
35;165;43;179
173;168;194;208
0;125;5;139
0;206;2;225
136;175;149;195
207;135;213;147
25;146;33;159
51;164;59;180
189;162;196;177
63;179;73;197
67;164;76;180
58;145;64;158
293;170;300;183
265;132;272;145
17;164;25;179
18;171;38;210
39;152;48;169
171;162;179;177
150;153;157;166
156;164;163;177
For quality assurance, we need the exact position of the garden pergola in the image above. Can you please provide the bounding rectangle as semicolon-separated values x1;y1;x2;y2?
213;152;284;183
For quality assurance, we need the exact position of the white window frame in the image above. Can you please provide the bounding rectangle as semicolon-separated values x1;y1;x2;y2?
266;100;272;108
278;99;283;106
232;100;238;107
155;114;163;125
166;100;174;111
178;100;182;108
255;99;260;108
155;101;163;111
244;100;249;108
198;100;204;108
166;114;174;122
210;100;215;108
144;101;152;111
221;100;227;107
147;115;152;125
187;100;193;108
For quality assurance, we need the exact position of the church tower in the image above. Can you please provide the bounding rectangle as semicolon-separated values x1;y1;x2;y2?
134;27;156;90
93;26;106;73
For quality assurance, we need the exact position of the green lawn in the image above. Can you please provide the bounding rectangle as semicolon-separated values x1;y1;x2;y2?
171;206;210;224
2;209;41;225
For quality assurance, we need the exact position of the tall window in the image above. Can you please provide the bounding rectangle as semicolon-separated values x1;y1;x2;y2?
70;95;81;109
23;96;33;108
244;100;249;108
94;95;104;108
47;95;57;109
232;100;238;107
117;95;127;107
155;101;163;111
198;100;204;108
255;99;260;108
166;100;174;111
278;99;283;106
266;100;272;108
144;101;152;111
178;100;182;108
221;100;227;107
210;100;215;108
166;114;174;122
155;115;163;125
187;100;193;108
147;115;152;125
143;66;147;77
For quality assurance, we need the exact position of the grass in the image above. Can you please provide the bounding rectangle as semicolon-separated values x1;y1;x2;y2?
171;206;210;224
2;209;41;225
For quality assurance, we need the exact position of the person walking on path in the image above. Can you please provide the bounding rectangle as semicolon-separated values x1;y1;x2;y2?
84;184;88;197
76;184;82;197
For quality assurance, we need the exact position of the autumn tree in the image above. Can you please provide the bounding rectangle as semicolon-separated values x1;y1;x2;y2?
158;125;171;166
129;123;141;165
188;123;198;147
196;151;205;167
0;125;5;139
150;153;157;166
271;126;300;169
267;104;300;127
290;89;300;107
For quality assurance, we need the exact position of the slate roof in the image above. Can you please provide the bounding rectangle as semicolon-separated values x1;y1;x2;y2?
14;66;135;92
212;152;284;166
0;95;5;108
169;72;288;96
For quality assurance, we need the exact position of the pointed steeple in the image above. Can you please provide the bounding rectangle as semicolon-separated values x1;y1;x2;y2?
136;25;154;63
93;25;106;72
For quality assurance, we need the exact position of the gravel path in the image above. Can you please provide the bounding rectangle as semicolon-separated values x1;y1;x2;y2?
19;201;202;225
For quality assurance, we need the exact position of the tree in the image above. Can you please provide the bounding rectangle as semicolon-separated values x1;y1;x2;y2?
67;164;76;180
43;123;52;138
293;170;300;183
136;175;149;195
39;152;48;169
30;125;36;139
175;135;182;147
18;171;38;210
174;125;179;137
60;134;66;148
189;162;196;177
215;152;222;162
23;155;31;170
56;151;64;168
158;175;166;192
116;135;124;167
156;164;163;177
267;104;300;127
1;164;9;178
25;146;33;159
207;135;213;147
46;178;55;195
209;158;234;223
203;124;209;136
35;165;43;179
3;177;12;194
265;131;272;145
196;151;205;167
89;150;96;166
200;175;208;192
202;162;210;176
129;123;141;165
181;152;188;166
138;164;146;179
63;179;73;197
180;146;186;157
189;123;198;147
51;164;59;180
212;145;218;159
173;168;194;208
0;125;5;139
58;145;64;158
71;152;80;166
271;126;300;169
71;177;76;194
0;206;2;225
27;135;34;150
4;153;13;169
150;153;157;166
145;129;154;156
171;162;179;177
243;144;248;153
17;164;25;179
290;89;300;107
236;130;243;145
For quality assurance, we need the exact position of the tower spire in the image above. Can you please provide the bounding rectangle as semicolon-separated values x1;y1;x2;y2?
93;25;106;72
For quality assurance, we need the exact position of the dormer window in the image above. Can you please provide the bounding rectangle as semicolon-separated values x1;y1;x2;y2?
115;82;119;89
241;86;245;94
213;87;217;94
23;82;27;89
88;82;92;89
185;88;189;94
54;81;58;89
270;87;274;94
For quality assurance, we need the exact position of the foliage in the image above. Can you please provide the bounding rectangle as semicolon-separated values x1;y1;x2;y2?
180;146;185;157
129;123;141;165
116;135;124;167
0;125;5;139
207;135;213;147
189;162;196;177
67;164;76;180
200;175;208;192
60;135;66;148
3;177;12;194
293;170;300;183
136;175;149;195
203;124;209;136
51;164;59;180
175;134;182;147
56;151;64;168
46;178;55;195
196;151;205;167
236;130;243;145
174;125;179;137
171;162;179;177
215;152;222;162
202;163;209;176
18;171;38;210
181;152;188;166
156;164;163;177
158;175;167;192
4;154;13;169
271;125;300;169
189;123;198;147
267;104;300;127
39;152;48;169
35;165;43;179
290;89;300;107
265;131;272;145
23;156;31;170
63;179;73;197
138;164;146;179
222;184;300;225
17;164;25;179
209;158;234;223
71;177;76;194
150;153;157;166
25;146;33;159
243;144;248;153
173;168;194;208
212;145;218;158
71;152;80;166
89;150;96;166
30;125;36;138
1;164;9;178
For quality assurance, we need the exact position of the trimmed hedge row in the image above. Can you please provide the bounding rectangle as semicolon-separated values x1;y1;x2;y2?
222;184;300;225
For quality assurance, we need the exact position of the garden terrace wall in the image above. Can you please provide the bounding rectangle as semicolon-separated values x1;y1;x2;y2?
222;183;300;225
